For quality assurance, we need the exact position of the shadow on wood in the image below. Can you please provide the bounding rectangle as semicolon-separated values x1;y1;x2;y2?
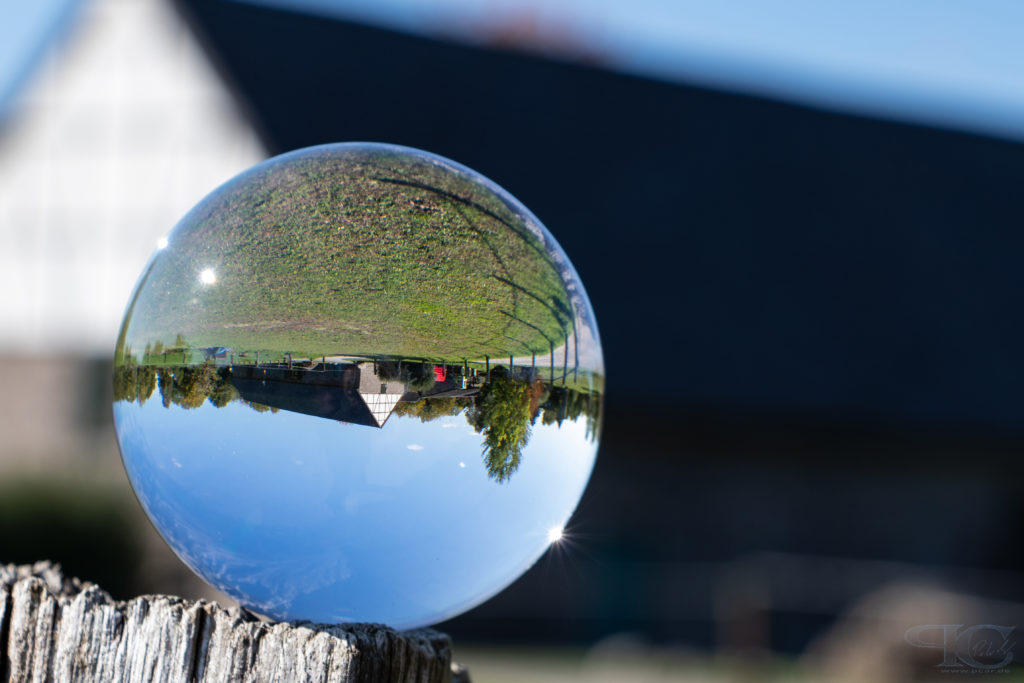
0;562;470;682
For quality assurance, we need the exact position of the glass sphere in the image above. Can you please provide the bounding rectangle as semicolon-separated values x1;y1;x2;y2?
112;143;603;628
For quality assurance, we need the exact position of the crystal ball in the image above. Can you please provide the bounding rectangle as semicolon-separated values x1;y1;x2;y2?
112;143;603;627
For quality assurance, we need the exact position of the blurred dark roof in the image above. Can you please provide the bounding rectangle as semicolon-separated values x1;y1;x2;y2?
177;0;1024;435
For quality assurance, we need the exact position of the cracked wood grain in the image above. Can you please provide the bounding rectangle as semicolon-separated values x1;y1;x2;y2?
0;562;469;683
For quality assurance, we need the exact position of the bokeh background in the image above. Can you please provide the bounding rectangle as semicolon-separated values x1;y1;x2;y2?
1;0;1023;680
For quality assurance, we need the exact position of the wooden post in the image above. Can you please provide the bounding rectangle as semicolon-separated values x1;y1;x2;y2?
0;562;469;683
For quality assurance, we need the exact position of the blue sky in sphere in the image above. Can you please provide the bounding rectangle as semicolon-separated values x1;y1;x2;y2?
113;396;596;626
3;0;1024;137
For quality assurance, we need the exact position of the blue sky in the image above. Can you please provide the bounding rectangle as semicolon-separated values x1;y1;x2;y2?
3;0;1024;138
0;0;80;119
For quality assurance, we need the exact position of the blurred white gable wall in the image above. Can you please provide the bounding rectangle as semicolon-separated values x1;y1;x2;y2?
0;0;267;356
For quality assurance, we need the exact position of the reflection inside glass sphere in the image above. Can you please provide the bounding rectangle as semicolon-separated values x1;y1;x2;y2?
112;142;603;628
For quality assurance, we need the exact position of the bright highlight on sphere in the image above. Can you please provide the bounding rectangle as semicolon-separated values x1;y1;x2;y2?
112;142;604;628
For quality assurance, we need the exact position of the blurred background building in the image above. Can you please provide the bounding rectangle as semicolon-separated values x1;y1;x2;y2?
1;0;1023;680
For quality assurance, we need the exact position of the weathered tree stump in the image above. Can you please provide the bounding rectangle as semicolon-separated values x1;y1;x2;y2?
0;562;470;683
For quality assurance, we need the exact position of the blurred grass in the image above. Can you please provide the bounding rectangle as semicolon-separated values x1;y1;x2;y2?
455;646;787;683
453;646;1024;682
0;477;143;598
